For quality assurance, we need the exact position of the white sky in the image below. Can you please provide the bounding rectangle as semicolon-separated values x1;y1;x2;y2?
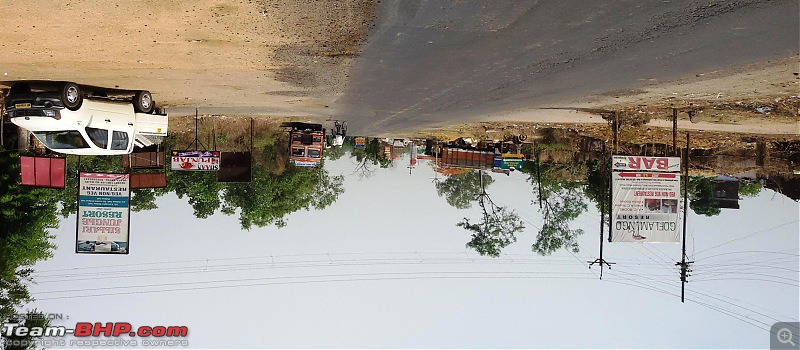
25;155;800;348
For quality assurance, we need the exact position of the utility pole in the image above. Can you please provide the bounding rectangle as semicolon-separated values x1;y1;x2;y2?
589;143;615;278
676;132;693;303
672;107;678;156
535;141;543;208
600;143;614;243
613;110;619;154
607;110;620;242
194;108;199;150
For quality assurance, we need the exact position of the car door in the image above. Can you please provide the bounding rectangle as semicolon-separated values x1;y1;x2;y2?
110;130;131;152
85;127;132;153
85;127;110;150
84;100;135;133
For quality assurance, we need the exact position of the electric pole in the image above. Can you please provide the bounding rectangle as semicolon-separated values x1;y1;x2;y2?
676;132;694;302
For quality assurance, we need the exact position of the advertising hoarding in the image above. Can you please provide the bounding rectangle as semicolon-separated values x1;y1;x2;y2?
171;150;221;171
612;155;681;172
76;173;131;254
355;137;366;149
493;153;524;170
611;172;681;243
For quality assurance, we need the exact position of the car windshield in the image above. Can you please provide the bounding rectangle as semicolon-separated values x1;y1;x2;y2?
32;131;89;149
308;148;321;158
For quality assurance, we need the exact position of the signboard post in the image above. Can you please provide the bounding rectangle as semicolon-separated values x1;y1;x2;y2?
611;156;682;243
76;173;131;254
171;150;221;171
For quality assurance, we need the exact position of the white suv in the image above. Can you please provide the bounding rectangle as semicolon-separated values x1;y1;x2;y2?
4;81;168;155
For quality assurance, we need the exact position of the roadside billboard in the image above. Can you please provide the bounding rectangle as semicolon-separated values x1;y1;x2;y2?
612;155;681;172
76;173;131;254
355;137;366;149
611;172;681;243
171;150;221;171
493;153;524;170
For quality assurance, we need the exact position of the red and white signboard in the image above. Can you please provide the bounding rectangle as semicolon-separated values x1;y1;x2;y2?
611;172;681;243
612;155;681;172
171;150;221;171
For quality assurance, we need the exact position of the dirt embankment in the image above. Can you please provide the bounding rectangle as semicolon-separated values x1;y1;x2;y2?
0;0;375;115
478;57;799;137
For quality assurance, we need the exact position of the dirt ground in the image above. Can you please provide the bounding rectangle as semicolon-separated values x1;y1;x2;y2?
0;1;796;139
414;58;799;149
0;0;375;116
476;57;799;137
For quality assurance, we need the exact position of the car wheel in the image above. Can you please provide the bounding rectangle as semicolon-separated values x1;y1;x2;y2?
133;90;155;113
62;83;83;111
10;83;31;95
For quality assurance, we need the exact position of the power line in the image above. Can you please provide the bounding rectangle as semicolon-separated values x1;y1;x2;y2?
685;285;800;322
691;277;799;288
607;268;795;326
695;250;800;261
604;270;784;335
35;271;596;295
694;220;799;256
32;258;594;284
35;273;600;301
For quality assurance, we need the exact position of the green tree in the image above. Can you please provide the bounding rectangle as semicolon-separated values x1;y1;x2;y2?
531;181;587;255
0;153;57;327
689;176;720;217
523;158;587;256
366;138;392;168
168;171;223;218
436;171;494;209
310;167;345;209
324;144;346;161
350;138;393;179
459;205;523;258
583;159;611;216
130;188;166;212
221;163;344;229
738;180;762;198
456;171;524;257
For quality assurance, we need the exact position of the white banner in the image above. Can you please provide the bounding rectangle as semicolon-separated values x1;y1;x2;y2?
612;155;681;172
612;172;681;243
171;150;221;171
76;173;130;254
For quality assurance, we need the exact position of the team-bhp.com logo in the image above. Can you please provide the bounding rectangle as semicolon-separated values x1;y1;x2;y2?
2;322;189;348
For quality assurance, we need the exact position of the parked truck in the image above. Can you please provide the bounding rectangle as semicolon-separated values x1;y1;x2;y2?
281;122;324;167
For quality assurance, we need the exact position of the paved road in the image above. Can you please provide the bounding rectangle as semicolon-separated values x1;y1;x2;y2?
336;0;798;134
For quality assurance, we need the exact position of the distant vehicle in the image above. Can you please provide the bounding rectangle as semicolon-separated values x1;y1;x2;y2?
332;120;347;147
4;81;168;155
281;122;324;167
